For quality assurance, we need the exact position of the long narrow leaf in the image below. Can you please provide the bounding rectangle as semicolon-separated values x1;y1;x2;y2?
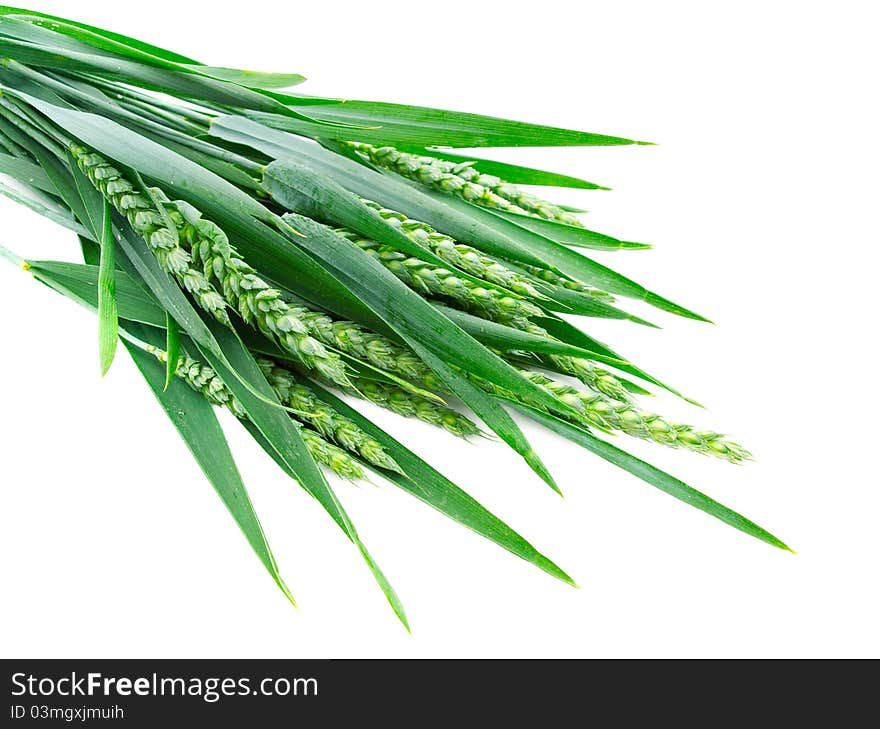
264;159;457;270
0;6;195;62
435;192;709;321
240;420;408;631
96;196;116;374
537;314;699;406
13;92;275;224
265;158;544;300
514;402;791;551
211;116;556;269
9;94;393;336
192;319;408;629
0;177;88;235
191;66;305;89
258;100;650;148
0;24;321;125
0;11;307;89
18;238;297;604
269;214;569;488
493;210;652;251
123;326;295;605
532;282;659;325
301;379;575;585
434;305;629;367
0;149;54;191
27;259;165;327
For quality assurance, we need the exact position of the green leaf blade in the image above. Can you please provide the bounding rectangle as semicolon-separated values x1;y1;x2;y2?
96;197;117;375
193;319;408;629
27;259;166;328
163;311;180;391
0;150;55;192
189;65;306;89
493;210;651;251
409;339;561;495
273;213;578;419
267;99;650;148
300;380;576;586
123;327;295;605
515;403;792;552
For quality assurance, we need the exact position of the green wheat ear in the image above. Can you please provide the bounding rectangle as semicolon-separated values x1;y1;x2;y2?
166;199;352;388
351;143;585;227
339;230;544;324
71;146;231;327
350;378;481;439
520;369;751;463
361;199;544;299
148;346;371;479
258;359;403;474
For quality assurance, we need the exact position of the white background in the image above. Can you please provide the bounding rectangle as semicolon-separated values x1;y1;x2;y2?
1;0;877;658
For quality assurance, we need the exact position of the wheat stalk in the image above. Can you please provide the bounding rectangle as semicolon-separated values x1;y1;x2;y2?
350;378;481;439
520;370;750;463
363;196;612;304
350;143;584;227
71;145;231;326
148;347;369;478
162;199;351;388
340;231;544;324
299;428;366;480
257;358;402;473
507;319;632;402
361;200;543;299
286;305;444;392
515;262;615;301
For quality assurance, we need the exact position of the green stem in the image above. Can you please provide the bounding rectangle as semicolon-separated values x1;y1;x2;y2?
12;63;261;176
78;75;215;127
0;97;68;158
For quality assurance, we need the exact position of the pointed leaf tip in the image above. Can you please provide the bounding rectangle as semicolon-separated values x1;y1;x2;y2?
516;403;791;552
644;291;712;323
526;450;563;496
540;559;577;587
629;314;661;329
122;331;293;609
276;577;298;608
